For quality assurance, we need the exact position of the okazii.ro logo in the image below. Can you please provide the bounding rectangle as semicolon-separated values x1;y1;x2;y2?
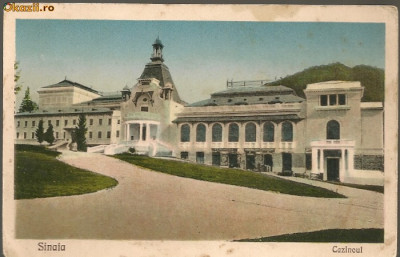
3;3;54;12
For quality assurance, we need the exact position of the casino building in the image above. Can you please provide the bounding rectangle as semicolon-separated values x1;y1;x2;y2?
15;38;384;185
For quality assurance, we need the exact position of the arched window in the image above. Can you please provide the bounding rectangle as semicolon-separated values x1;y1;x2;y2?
212;123;222;142
245;123;256;142
281;121;293;142
196;123;206;142
180;124;190;142
228;123;239;142
327;120;340;140
263;122;274;142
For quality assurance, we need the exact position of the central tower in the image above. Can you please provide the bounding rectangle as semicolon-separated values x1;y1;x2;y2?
150;37;164;62
138;37;183;103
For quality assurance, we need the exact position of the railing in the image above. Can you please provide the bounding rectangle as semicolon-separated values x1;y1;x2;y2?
87;144;107;153
226;142;239;148
310;139;355;147
243;142;258;148
226;79;270;88
211;142;224;149
280;142;296;149
261;142;275;148
124;112;160;121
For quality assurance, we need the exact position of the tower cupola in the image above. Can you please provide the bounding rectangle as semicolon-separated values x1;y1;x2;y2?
150;37;164;62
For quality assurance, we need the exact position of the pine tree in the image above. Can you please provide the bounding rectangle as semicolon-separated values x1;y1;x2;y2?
19;87;38;113
75;113;87;151
44;123;55;145
35;120;45;145
14;61;22;95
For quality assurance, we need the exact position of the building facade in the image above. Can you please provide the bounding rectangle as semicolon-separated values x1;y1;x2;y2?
15;38;384;185
173;81;384;185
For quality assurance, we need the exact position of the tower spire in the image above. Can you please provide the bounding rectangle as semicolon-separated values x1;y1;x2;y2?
151;37;164;62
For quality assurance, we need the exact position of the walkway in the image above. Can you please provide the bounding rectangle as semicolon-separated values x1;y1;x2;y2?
15;151;383;240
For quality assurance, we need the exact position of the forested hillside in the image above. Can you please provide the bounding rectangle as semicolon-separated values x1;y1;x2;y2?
267;63;384;102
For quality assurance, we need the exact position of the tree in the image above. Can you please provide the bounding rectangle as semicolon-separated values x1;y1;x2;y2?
75;113;87;151
19;87;38;113
44;123;55;145
35;120;45;145
14;61;22;95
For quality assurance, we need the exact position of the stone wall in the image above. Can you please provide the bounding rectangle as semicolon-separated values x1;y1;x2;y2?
354;155;384;171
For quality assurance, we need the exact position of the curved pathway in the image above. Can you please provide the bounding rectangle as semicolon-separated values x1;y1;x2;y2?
16;151;383;240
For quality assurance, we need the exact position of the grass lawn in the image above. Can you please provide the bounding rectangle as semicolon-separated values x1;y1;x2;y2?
15;145;118;199
328;182;384;193
114;154;345;198
234;228;384;243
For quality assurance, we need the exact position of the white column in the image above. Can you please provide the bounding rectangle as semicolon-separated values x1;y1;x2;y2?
311;147;318;174
126;123;129;141
348;148;354;172
340;148;345;182
138;123;142;141
146;122;150;141
320;149;326;180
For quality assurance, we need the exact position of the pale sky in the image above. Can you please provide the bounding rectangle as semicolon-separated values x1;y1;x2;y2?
16;20;385;105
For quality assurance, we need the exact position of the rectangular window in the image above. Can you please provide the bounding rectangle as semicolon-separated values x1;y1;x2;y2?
141;106;149;112
48;120;51;126
65;120;68;126
117;120;120;124
196;152;205;164
306;153;312;170
320;95;327;106
107;131;111;138
329;94;337;106
108;119;112;125
99;119;102;125
25;121;28;127
89;132;93;139
16;132;19;139
56;120;60;126
89;119;93;125
98;131;102;139
338;94;346;105
116;130;120;138
32;132;35;139
32;120;36;127
63;132;66;139
56;132;59;139
23;132;27;139
17;121;20;127
73;120;76;125
181;152;189;160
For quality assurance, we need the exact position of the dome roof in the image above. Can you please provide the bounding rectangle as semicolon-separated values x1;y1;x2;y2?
153;37;164;47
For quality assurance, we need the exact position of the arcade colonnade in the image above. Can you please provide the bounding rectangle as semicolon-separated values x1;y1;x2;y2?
124;120;160;142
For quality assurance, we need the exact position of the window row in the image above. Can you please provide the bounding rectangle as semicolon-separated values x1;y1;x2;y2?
17;130;120;140
180;122;293;143
88;130;120;139
17;119;120;127
320;94;346;106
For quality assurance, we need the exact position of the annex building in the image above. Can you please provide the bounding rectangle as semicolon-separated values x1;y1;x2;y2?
15;38;384;185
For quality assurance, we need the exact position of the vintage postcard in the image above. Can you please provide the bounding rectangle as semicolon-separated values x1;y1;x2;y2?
3;4;398;257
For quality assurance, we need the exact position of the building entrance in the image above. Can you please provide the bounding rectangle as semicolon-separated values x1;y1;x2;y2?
282;153;292;173
327;158;340;181
263;154;273;172
246;154;255;170
228;154;239;168
212;152;221;166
